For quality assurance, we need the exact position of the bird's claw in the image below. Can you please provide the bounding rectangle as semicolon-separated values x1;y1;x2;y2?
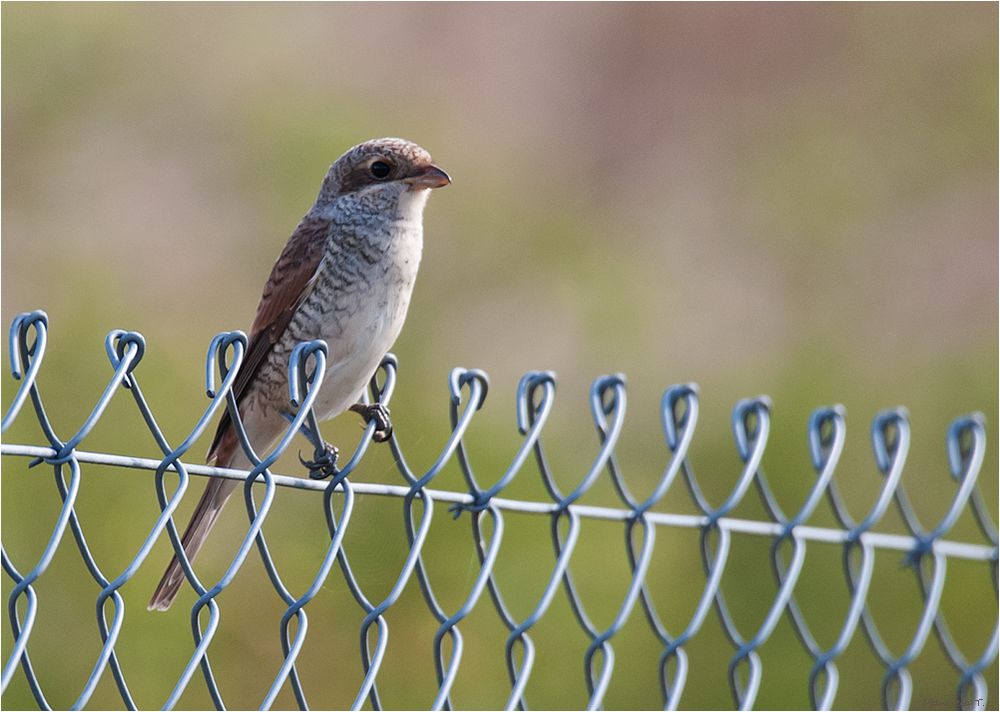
350;403;393;442
299;442;340;480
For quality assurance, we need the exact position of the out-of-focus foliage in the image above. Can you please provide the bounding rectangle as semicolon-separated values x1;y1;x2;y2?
2;4;996;709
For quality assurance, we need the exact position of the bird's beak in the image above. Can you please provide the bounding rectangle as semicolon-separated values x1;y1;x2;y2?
405;164;451;190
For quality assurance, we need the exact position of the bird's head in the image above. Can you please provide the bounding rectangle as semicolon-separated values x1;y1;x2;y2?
316;137;450;207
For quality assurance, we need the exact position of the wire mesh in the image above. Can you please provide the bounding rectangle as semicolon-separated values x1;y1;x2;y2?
1;310;996;711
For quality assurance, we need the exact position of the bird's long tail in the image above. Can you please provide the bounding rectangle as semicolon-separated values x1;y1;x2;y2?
147;432;239;612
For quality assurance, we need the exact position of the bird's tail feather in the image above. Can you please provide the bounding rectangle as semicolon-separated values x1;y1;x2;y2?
147;432;239;611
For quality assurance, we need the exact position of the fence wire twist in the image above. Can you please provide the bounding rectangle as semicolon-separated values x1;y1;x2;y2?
1;310;997;710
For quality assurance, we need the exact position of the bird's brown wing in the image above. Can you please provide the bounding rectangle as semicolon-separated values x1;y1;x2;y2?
207;214;332;462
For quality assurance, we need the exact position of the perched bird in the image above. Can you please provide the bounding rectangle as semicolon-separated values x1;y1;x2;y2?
148;138;450;611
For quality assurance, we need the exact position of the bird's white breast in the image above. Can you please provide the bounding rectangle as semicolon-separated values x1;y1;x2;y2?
310;190;427;420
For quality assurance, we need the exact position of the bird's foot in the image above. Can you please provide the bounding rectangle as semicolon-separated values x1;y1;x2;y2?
299;442;340;480
350;403;393;442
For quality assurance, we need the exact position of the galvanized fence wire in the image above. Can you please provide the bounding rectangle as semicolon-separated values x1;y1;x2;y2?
0;309;996;711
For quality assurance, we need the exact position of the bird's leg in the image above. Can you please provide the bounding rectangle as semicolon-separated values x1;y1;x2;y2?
298;444;339;480
350;403;393;442
285;411;340;480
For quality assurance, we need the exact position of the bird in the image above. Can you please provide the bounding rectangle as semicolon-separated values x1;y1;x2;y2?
148;137;450;611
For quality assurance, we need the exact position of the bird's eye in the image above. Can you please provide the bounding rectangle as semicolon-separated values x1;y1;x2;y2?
370;160;392;180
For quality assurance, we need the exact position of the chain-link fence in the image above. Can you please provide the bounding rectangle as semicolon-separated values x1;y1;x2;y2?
2;310;996;710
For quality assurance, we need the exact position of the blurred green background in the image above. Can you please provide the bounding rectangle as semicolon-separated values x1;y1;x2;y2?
2;3;997;710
